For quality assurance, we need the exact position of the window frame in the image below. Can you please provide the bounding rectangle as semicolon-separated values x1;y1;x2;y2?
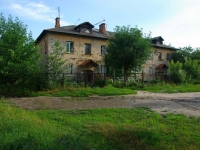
149;52;153;60
66;63;73;74
158;52;162;60
101;45;106;55
167;53;171;60
149;67;153;75
100;65;106;73
66;41;74;53
85;43;91;54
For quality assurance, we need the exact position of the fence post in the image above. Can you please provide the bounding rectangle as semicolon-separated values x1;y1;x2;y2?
142;70;144;88
61;73;64;88
104;73;106;86
84;73;87;87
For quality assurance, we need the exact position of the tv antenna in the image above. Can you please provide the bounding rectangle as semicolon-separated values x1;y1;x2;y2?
94;17;105;26
58;7;60;18
75;18;80;25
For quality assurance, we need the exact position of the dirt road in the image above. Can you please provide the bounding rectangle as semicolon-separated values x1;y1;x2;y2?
8;91;200;117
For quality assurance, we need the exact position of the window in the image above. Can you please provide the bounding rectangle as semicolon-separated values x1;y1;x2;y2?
158;52;162;60
85;44;91;54
66;64;73;74
149;67;153;75
101;45;106;55
66;41;74;53
167;53;171;60
100;65;106;73
149;52;153;60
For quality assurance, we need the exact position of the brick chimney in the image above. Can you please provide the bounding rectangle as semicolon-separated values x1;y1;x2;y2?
99;23;106;34
55;17;60;28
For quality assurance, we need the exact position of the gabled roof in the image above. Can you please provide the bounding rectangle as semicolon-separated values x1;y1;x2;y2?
36;22;112;42
79;59;98;67
156;64;168;69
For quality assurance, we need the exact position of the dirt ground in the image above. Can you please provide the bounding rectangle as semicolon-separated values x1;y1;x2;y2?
7;91;200;117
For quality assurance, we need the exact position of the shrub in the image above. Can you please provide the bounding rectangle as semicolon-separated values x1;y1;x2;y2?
168;60;185;84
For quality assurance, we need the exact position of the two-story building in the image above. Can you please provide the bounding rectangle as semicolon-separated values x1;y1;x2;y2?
36;17;111;77
143;36;177;81
36;18;176;81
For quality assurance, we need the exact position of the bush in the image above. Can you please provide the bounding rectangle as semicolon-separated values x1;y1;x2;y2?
168;60;185;84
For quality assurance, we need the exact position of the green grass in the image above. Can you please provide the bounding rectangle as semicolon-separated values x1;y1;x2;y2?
1;99;200;150
32;85;137;97
142;83;200;93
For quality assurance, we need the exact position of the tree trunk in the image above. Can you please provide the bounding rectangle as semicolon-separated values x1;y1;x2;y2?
123;67;129;86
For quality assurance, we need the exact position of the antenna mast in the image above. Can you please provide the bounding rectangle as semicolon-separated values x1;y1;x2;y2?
58;7;60;18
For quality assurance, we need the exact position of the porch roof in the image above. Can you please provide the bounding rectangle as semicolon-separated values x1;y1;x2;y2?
79;59;99;67
156;64;168;69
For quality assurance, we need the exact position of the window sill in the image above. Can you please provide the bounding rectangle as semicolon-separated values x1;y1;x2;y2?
84;54;93;55
66;52;74;54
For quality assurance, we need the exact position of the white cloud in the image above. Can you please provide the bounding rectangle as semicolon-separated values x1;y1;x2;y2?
4;0;69;25
151;0;200;48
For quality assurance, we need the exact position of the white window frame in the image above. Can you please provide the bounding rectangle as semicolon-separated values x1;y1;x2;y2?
149;67;153;75
100;65;106;73
66;41;74;53
101;45;106;55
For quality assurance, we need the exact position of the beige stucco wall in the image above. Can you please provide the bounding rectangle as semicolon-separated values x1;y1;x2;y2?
143;47;176;81
38;32;107;73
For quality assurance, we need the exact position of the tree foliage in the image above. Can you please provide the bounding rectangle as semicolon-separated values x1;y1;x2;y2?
40;40;66;89
105;26;152;86
168;60;185;84
42;40;66;74
0;14;40;94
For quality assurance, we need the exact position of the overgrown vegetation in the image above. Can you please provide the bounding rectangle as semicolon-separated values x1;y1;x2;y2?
1;100;200;150
32;85;137;97
0;14;41;95
169;46;200;83
142;83;200;93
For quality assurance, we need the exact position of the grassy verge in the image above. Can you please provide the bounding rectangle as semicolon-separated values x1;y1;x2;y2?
142;83;200;93
1;100;200;150
32;85;137;97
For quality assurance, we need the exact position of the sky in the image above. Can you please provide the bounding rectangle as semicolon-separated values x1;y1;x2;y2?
1;0;200;48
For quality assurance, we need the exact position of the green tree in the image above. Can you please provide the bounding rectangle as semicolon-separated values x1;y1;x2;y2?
168;60;185;84
171;46;193;63
105;26;152;86
0;14;40;94
184;59;200;82
43;40;66;74
41;40;66;89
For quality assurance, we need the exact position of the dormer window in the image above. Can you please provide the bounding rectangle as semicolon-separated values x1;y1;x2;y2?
74;22;94;34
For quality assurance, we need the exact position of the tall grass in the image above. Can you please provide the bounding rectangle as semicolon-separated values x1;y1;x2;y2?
1;99;200;149
143;83;200;93
32;84;137;97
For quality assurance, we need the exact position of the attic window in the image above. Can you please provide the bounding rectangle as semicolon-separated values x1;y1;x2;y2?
81;28;90;34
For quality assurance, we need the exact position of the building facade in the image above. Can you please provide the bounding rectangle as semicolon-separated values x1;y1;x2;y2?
36;18;110;76
36;18;176;81
143;36;177;81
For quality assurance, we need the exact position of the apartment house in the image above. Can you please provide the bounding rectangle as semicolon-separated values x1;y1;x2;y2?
36;18;176;81
36;17;111;77
143;36;177;81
